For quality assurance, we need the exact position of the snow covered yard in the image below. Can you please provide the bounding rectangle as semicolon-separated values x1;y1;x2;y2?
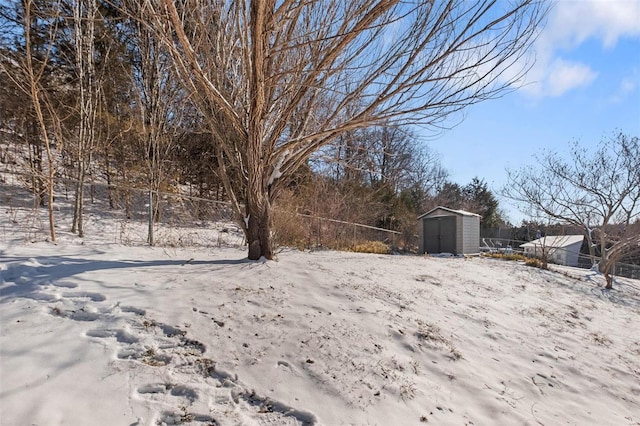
1;214;640;425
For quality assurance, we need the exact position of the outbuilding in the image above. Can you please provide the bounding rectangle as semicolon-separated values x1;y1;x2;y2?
521;235;584;267
418;206;481;255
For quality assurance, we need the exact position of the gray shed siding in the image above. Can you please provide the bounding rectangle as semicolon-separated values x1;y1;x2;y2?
418;207;480;255
460;215;480;254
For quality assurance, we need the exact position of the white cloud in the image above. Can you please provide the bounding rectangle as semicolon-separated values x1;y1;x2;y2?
618;77;637;95
610;73;639;102
546;0;640;49
520;0;640;99
546;58;599;96
520;57;598;98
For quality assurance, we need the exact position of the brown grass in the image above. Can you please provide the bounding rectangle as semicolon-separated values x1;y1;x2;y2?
349;241;391;254
483;252;547;269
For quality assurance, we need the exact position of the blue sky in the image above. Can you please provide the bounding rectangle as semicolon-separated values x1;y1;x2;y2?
430;0;640;224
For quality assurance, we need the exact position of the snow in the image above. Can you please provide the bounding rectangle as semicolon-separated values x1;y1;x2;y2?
1;198;640;425
267;151;288;187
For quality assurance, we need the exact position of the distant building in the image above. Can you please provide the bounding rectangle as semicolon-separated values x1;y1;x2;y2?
521;235;584;266
418;206;480;255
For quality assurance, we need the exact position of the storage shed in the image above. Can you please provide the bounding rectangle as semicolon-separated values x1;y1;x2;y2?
418;207;481;255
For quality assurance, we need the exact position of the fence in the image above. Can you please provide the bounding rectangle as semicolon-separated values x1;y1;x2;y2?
482;237;640;280
0;168;406;251
274;211;405;252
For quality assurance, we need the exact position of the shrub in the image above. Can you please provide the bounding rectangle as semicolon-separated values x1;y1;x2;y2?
524;258;546;269
483;251;547;269
349;240;391;254
484;252;527;262
272;210;312;251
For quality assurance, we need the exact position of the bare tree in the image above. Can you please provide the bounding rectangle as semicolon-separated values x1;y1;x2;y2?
597;220;640;287
70;0;99;237
139;0;546;259
504;133;640;288
317;124;428;193
0;0;66;242
128;5;184;246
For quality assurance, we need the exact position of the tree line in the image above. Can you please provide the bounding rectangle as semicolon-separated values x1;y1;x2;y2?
1;0;545;258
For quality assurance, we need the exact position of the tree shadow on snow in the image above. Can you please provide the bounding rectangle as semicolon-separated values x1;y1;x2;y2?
546;266;640;310
0;255;248;303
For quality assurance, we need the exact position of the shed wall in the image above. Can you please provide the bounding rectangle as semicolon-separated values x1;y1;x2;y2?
461;216;480;255
565;243;581;267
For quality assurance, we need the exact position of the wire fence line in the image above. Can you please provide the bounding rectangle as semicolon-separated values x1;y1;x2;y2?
278;211;407;251
3;168;636;267
482;237;640;280
0;168;235;205
1;168;407;250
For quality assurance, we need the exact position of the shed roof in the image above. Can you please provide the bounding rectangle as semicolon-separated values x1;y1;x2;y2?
417;206;481;220
521;235;584;248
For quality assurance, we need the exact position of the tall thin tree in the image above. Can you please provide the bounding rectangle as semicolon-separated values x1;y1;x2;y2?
70;0;99;237
1;0;65;242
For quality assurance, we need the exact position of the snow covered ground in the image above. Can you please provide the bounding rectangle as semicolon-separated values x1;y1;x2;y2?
1;190;640;425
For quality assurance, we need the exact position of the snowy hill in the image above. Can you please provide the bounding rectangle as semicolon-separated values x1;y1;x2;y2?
1;199;640;425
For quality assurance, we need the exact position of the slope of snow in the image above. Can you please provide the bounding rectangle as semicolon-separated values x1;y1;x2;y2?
1;197;640;425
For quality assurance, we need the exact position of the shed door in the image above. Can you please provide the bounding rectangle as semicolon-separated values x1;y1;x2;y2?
423;217;457;254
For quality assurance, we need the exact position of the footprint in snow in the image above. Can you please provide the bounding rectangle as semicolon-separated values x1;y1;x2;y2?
62;291;106;302
120;305;146;316
31;292;60;302
86;328;139;344
51;281;78;289
157;410;216;425
50;306;101;322
117;347;173;366
137;384;216;426
137;383;199;402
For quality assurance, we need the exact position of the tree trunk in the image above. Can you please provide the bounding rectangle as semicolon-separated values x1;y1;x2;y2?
148;189;155;246
583;229;597;267
23;0;56;242
602;250;614;289
597;229;609;275
71;161;86;236
245;128;273;260
71;0;97;238
246;195;273;260
105;145;114;209
244;1;273;261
